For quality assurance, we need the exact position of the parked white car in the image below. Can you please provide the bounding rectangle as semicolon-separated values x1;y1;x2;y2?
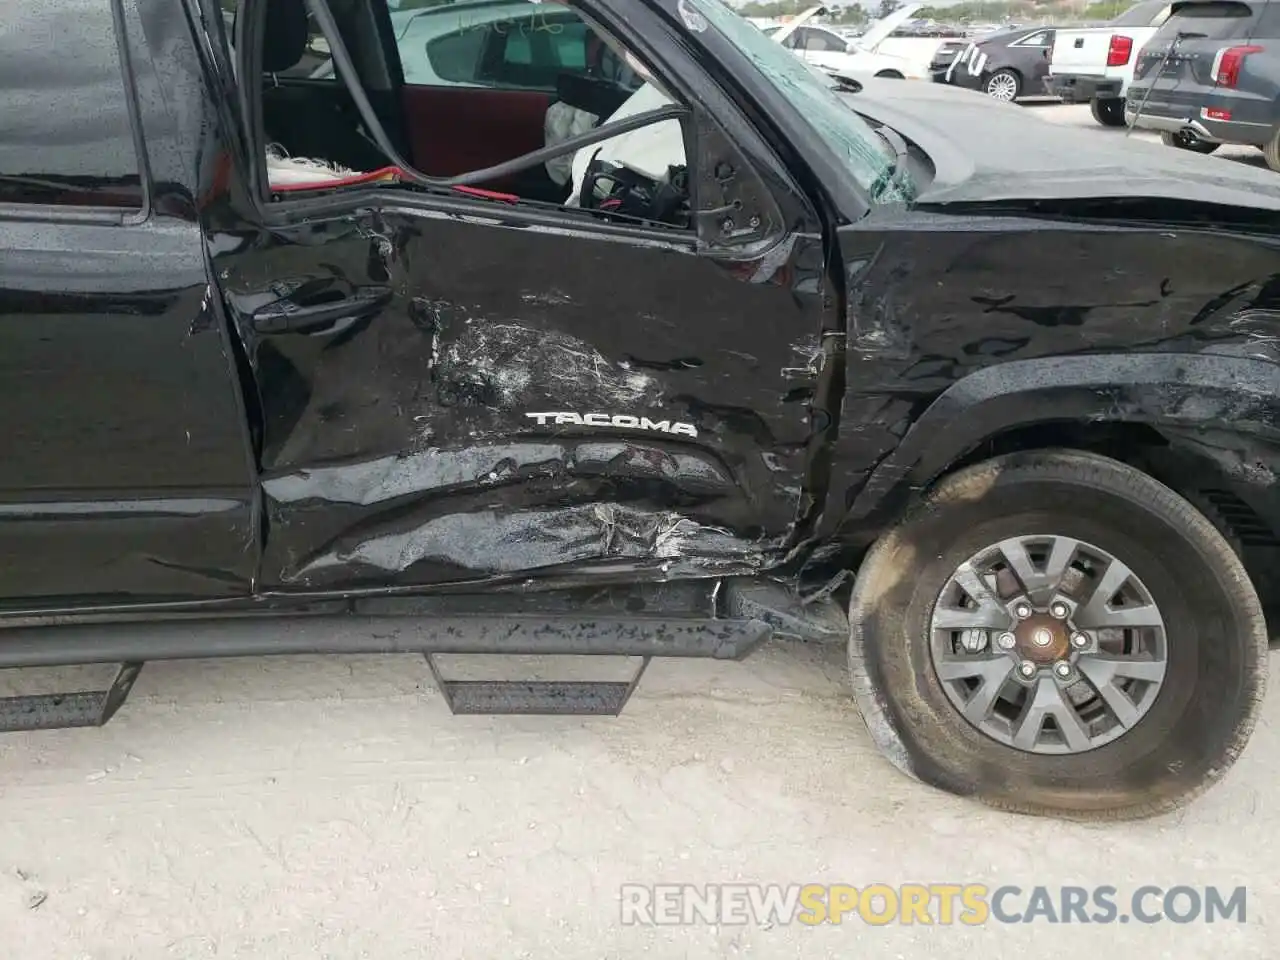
1044;0;1172;126
767;4;935;81
307;0;617;90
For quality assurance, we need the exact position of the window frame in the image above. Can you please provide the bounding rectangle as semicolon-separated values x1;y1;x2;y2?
1010;29;1053;48
417;18;491;85
414;7;598;92
802;26;851;53
483;15;595;90
245;0;708;242
0;0;152;225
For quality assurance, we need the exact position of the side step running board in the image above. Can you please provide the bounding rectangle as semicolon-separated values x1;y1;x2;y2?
0;616;770;669
426;655;651;717
0;615;771;729
0;662;143;733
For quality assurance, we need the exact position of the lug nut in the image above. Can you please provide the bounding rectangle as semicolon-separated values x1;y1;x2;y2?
1013;603;1033;620
1018;661;1037;678
1070;632;1089;649
1050;601;1070;619
1054;661;1072;679
997;632;1016;651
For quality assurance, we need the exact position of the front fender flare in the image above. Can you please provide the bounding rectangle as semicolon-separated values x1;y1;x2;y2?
841;352;1280;530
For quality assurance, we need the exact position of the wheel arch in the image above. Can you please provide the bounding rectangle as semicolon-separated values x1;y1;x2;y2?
987;63;1022;80
839;353;1280;539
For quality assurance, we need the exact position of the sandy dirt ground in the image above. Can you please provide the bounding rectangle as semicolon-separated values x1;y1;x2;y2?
2;103;1277;959
0;634;1275;959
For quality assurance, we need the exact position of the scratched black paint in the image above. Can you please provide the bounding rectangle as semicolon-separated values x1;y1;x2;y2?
2;0;1280;622
217;203;827;589
828;213;1280;545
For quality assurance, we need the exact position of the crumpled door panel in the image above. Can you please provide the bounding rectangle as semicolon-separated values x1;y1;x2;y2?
215;208;828;592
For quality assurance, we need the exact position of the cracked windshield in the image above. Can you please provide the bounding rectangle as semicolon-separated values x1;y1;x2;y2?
689;0;910;201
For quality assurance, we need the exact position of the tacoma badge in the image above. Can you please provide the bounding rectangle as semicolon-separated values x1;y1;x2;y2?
524;412;698;438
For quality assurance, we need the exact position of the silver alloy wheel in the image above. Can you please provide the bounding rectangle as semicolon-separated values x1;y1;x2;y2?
985;71;1018;101
929;535;1168;755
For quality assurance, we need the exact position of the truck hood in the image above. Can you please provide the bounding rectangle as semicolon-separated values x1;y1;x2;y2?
839;78;1280;212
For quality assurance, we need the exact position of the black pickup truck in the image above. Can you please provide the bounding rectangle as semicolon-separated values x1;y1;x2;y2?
3;0;1280;821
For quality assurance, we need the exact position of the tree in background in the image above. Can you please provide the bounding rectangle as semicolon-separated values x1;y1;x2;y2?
913;0;1139;21
738;0;810;16
739;0;868;23
876;0;902;17
1082;0;1137;18
831;5;870;24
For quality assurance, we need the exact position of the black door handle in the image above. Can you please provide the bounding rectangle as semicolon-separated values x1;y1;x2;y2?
250;284;392;334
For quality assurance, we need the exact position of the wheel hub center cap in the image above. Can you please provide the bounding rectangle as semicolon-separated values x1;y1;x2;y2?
930;533;1170;755
1014;614;1069;663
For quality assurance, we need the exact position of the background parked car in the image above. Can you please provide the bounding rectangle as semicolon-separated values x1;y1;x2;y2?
1046;0;1173;126
304;0;638;202
1126;0;1280;169
931;25;1056;101
346;1;595;88
768;3;940;79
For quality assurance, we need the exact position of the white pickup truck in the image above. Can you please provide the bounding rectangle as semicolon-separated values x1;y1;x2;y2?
1045;0;1172;126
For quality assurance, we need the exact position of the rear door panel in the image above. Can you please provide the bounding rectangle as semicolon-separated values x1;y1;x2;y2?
0;0;259;611
1;221;259;608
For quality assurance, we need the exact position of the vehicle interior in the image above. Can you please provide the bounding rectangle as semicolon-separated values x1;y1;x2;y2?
221;0;693;228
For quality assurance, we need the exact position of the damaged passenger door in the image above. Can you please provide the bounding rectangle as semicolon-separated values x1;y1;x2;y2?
212;2;833;595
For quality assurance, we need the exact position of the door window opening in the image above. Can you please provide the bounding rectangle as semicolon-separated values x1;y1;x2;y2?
233;0;697;232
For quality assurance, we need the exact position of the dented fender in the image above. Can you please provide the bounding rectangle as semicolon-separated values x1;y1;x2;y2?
838;352;1280;534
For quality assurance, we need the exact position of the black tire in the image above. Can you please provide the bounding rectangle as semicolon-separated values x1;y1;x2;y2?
1161;130;1220;154
847;449;1267;820
1265;127;1280;172
1090;96;1127;127
983;67;1021;102
874;70;904;79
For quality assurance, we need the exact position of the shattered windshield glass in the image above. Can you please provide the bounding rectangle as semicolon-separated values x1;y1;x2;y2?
685;0;907;204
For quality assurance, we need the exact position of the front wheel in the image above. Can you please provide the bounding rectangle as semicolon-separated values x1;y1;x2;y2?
847;449;1267;820
874;70;904;79
984;68;1021;102
1090;96;1127;127
1161;130;1219;154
